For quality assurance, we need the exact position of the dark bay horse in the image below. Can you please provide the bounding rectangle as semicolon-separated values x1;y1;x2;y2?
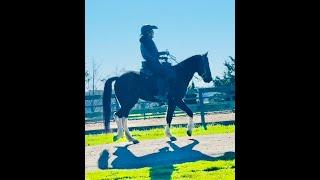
103;52;212;144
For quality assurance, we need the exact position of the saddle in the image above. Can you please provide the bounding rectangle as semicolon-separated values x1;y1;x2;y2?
140;61;154;77
140;61;173;101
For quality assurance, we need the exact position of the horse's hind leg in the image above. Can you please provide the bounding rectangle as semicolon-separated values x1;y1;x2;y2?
122;117;139;144
113;72;140;144
113;111;124;142
116;99;139;144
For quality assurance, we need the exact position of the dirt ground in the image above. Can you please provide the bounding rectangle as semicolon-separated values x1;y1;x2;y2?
85;112;235;131
85;133;235;171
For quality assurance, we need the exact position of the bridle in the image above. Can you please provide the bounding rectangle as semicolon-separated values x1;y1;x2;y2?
198;55;208;78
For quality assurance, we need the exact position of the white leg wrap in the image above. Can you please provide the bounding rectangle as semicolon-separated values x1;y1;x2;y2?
187;117;194;132
115;115;124;138
122;118;134;141
165;124;173;137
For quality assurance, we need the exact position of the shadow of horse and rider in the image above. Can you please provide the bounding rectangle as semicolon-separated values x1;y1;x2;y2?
98;139;235;179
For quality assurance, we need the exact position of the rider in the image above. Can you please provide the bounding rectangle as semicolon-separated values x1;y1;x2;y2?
139;24;176;100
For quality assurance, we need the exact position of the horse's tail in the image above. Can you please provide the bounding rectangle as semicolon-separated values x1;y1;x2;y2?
102;76;119;133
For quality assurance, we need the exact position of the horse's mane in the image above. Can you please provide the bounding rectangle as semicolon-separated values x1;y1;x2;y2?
173;55;201;68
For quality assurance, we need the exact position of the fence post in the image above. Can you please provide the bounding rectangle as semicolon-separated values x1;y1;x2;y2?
198;88;207;129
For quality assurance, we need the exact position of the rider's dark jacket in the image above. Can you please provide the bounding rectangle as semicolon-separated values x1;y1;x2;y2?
140;35;168;77
140;35;160;62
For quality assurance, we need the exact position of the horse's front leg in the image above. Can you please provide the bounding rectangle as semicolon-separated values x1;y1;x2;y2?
176;99;194;136
165;99;177;141
122;117;139;144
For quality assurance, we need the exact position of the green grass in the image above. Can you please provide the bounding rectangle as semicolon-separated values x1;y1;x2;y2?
86;124;234;146
85;159;235;180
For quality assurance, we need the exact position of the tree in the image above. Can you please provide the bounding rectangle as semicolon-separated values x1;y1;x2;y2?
213;56;235;87
85;63;91;92
102;67;127;83
85;57;105;113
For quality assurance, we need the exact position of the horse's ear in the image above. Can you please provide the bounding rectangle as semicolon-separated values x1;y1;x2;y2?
203;52;208;57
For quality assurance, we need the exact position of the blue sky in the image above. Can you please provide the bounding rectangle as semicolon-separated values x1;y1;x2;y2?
85;0;234;90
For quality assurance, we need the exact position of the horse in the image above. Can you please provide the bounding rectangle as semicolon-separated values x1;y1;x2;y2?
103;52;213;144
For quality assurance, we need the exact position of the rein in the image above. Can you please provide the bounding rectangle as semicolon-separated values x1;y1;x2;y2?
167;54;201;81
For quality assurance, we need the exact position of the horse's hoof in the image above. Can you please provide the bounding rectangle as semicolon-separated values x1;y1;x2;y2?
187;130;192;137
132;139;139;144
170;136;177;141
113;135;118;142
